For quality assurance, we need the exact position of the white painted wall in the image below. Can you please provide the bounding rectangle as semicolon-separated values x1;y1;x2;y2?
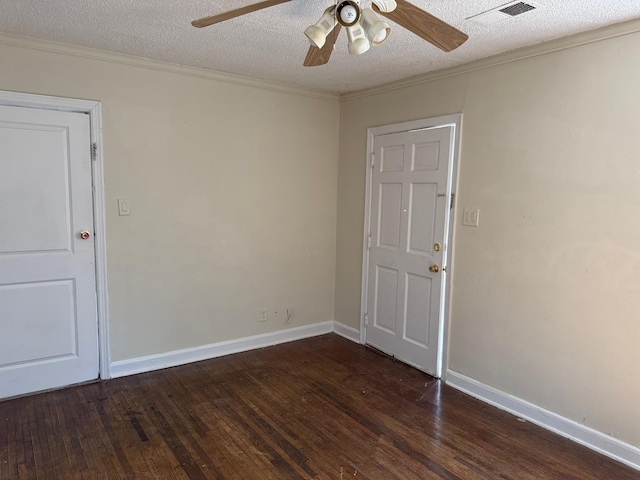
336;32;640;449
0;38;340;362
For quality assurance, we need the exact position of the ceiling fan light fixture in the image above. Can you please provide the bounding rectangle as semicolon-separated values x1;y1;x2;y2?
304;9;337;49
346;22;370;55
360;7;391;46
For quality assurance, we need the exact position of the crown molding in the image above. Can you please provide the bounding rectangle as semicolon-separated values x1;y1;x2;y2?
4;13;640;104
341;17;640;101
0;33;340;101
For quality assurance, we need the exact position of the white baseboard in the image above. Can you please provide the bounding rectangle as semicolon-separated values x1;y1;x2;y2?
110;321;335;378
333;321;361;343
446;370;640;472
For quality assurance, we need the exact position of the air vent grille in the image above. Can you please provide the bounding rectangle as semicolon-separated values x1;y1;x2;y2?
499;2;536;16
467;1;540;26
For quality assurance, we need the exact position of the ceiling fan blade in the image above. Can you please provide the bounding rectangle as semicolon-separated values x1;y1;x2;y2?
303;25;342;67
373;0;468;52
192;0;292;28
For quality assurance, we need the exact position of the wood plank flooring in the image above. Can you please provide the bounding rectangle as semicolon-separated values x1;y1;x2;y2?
0;334;637;479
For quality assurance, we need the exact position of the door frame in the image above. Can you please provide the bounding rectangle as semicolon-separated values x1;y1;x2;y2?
0;90;111;380
360;114;462;379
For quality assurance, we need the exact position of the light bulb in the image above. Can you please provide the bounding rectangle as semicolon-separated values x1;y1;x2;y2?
340;5;357;24
373;28;388;44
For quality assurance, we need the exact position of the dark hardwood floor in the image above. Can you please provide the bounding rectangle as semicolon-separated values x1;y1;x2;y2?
0;334;637;479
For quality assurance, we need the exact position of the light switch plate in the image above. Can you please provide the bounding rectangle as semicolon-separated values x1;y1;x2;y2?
463;207;480;227
117;198;131;216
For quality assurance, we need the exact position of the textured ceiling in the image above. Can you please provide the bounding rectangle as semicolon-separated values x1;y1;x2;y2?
1;0;640;93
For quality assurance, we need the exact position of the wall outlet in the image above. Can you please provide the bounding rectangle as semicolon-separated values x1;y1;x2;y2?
286;307;295;324
260;308;268;322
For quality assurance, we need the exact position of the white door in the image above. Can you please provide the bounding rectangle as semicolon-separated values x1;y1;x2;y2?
365;126;454;377
0;104;99;398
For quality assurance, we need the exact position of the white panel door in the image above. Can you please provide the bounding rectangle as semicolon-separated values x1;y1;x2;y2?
0;104;99;398
366;126;453;376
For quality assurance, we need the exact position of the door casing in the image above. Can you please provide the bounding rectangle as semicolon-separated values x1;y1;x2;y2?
0;90;111;380
360;114;462;380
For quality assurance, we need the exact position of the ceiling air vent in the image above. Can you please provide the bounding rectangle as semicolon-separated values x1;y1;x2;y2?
499;2;536;16
468;1;540;26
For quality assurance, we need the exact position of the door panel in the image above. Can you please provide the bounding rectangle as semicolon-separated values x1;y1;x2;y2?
408;182;438;255
0;123;73;254
380;144;404;172
0;105;98;398
0;280;78;365
404;273;432;347
412;141;440;171
378;183;403;249
374;266;399;333
366;126;453;376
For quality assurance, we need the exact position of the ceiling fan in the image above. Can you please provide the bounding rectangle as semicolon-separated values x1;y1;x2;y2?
192;0;468;67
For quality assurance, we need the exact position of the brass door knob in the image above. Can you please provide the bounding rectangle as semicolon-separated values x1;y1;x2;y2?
429;265;440;273
80;230;91;240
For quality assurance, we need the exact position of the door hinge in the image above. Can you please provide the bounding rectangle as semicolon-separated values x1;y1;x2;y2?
91;143;97;161
370;153;375;168
450;193;456;210
364;313;369;326
367;235;372;250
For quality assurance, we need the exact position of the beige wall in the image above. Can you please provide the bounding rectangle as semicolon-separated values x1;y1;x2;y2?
1;41;340;361
336;33;640;448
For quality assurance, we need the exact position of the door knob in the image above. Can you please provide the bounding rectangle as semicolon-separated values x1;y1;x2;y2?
429;264;440;273
80;230;91;240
